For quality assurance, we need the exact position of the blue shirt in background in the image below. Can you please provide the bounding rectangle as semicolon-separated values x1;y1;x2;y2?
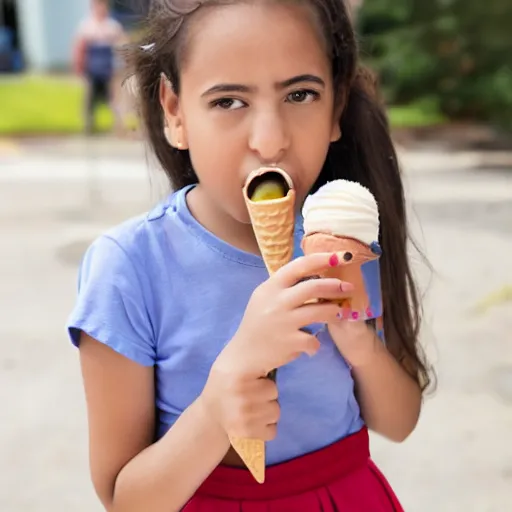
67;184;364;465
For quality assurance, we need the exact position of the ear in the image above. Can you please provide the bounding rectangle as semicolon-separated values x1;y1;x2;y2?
330;119;342;143
159;74;189;150
330;89;347;142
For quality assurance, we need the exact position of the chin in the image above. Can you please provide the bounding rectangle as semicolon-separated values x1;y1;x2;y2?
217;197;252;226
231;207;253;226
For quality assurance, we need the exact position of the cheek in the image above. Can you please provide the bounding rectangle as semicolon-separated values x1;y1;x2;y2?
184;105;246;162
291;110;333;187
183;112;250;219
187;132;240;190
292;99;335;145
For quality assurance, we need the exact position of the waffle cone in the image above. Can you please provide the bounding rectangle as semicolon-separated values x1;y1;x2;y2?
301;233;380;314
228;436;266;483
243;168;296;275
226;168;295;484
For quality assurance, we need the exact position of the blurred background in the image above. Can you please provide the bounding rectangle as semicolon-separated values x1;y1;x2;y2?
1;0;511;511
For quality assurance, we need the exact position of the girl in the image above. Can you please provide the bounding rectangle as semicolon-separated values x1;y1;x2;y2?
67;0;432;510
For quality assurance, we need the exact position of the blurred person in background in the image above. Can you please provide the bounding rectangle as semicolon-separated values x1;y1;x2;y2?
72;0;128;135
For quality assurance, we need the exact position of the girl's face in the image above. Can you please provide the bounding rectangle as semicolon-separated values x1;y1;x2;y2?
162;2;341;224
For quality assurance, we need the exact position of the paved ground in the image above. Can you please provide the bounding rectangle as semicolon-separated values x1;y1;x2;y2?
0;138;511;511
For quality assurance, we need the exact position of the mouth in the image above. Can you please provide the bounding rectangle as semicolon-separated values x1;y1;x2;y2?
243;167;294;202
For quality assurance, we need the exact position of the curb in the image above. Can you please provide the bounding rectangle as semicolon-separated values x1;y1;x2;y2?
397;149;512;173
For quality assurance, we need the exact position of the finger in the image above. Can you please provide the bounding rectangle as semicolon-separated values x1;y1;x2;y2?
264;331;323;370
256;378;279;402
261;423;278;442
271;252;344;288
290;302;342;329
235;422;277;441
262;400;280;425
290;330;322;358
281;277;354;308
267;331;319;368
232;422;276;442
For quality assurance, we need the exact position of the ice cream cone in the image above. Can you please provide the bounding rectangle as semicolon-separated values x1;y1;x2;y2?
227;168;296;484
229;437;266;484
301;233;380;318
243;167;296;274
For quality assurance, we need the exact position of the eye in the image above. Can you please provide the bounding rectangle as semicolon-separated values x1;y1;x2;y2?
343;252;353;262
210;98;246;110
286;89;319;104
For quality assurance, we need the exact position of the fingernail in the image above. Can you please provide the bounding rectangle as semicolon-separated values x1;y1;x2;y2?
338;308;351;319
340;282;354;292
329;253;339;267
351;311;360;320
343;306;351;317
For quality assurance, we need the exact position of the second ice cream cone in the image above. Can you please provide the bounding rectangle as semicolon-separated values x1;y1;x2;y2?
301;233;380;318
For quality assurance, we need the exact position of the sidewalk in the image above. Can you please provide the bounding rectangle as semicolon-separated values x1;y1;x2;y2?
1;131;511;512
2;134;512;173
1;159;511;512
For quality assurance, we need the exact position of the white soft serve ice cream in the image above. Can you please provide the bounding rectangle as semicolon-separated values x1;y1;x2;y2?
302;180;379;245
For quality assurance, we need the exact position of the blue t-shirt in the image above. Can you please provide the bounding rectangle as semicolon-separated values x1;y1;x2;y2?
67;184;364;465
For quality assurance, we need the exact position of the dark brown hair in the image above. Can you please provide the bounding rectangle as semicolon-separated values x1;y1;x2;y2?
124;0;433;391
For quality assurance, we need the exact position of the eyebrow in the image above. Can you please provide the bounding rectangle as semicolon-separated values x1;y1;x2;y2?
201;74;326;97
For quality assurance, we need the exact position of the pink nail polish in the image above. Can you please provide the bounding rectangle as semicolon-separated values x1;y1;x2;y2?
351;311;359;320
366;307;373;318
329;253;339;267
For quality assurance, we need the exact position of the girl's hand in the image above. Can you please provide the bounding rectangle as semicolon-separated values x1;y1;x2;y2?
200;253;352;441
328;319;380;368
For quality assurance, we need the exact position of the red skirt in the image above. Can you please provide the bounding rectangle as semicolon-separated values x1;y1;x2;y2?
183;427;404;511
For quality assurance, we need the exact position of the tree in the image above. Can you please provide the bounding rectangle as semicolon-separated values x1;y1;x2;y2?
357;0;512;128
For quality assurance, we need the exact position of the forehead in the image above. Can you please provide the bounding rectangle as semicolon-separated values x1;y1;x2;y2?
181;2;330;84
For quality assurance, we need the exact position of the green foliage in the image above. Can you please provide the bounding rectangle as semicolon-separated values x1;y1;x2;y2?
0;76;137;135
0;76;112;135
357;0;512;128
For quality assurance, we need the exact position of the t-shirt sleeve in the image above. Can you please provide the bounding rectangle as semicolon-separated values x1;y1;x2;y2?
67;235;155;367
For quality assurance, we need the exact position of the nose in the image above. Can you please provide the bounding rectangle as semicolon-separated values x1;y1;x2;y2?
248;108;291;164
